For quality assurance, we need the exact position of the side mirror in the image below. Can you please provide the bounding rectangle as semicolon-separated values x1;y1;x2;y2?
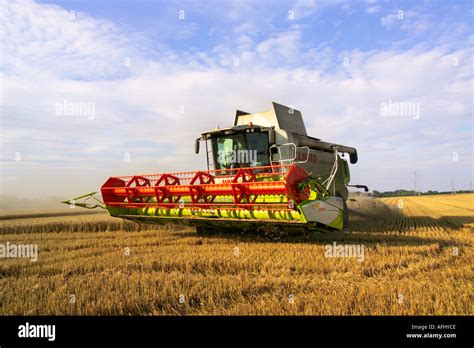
195;138;200;154
268;129;276;145
348;184;369;192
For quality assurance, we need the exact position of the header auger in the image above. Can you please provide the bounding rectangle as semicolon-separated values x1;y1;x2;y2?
64;102;368;234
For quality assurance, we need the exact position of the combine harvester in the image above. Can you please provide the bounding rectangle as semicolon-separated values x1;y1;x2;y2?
65;102;367;234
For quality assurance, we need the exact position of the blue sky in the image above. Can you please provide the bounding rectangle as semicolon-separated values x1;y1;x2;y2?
38;0;472;54
0;0;473;201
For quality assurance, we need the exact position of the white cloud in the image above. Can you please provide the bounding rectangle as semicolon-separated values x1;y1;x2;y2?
255;30;301;60
380;10;430;34
1;1;136;79
291;0;318;19
380;11;403;28
400;15;431;34
289;0;353;19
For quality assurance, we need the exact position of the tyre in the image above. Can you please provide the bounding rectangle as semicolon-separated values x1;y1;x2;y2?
195;225;219;235
342;199;349;228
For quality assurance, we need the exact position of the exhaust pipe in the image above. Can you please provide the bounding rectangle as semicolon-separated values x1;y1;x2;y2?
295;135;358;164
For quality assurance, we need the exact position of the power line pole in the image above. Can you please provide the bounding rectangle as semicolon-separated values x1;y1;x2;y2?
417;172;422;195
411;170;418;196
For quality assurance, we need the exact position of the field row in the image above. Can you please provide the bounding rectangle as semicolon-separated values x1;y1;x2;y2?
0;194;472;315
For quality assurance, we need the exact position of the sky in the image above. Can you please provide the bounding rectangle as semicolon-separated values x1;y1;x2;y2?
0;0;473;201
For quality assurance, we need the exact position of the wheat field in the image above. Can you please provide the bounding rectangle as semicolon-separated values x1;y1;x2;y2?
0;194;472;315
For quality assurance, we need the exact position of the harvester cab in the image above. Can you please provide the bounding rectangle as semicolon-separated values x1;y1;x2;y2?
66;102;368;234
